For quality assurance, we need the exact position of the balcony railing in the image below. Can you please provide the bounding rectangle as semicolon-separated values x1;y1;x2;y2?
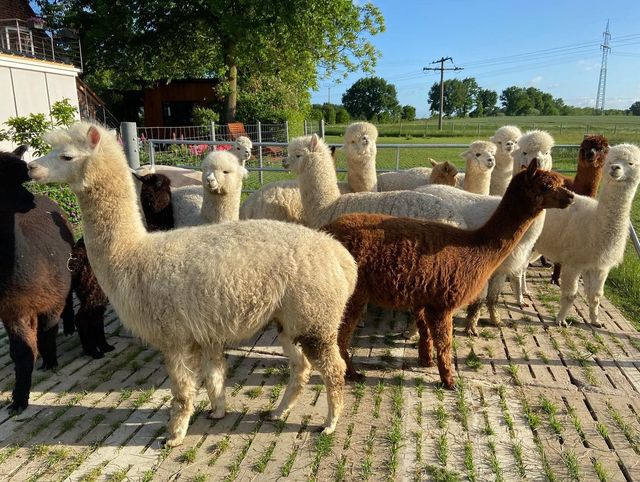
0;18;82;70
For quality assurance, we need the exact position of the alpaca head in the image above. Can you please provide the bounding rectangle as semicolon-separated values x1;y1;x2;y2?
201;151;248;195
429;159;458;186
510;159;574;211
283;134;332;174
490;125;522;155
233;136;253;164
603;144;640;187
0;145;30;187
134;172;172;214
343;122;378;160
513;130;554;171
578;134;609;169
461;140;496;173
28;123;118;189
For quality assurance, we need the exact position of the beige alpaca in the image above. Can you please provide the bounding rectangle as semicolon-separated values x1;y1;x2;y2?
429;159;458;186
460;140;497;195
28;123;357;447
172;151;248;227
489;125;522;195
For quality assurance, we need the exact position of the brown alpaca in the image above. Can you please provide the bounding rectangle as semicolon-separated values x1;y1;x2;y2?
323;161;574;387
429;159;458;186
550;134;609;284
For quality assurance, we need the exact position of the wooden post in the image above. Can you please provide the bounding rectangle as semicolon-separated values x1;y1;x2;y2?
257;121;264;186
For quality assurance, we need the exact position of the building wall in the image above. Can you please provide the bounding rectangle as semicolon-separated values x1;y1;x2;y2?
143;80;219;126
0;0;36;20
0;53;80;153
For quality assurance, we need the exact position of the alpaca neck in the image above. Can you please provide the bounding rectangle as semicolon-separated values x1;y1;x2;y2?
75;146;147;265
595;176;636;241
494;151;513;177
463;163;491;195
572;163;603;197
347;153;377;192
298;154;341;227
475;187;541;264
201;190;240;223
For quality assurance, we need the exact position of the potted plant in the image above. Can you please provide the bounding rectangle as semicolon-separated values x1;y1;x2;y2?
27;16;46;29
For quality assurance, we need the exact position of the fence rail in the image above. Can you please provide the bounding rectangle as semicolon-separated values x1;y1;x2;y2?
0;18;82;70
137;138;640;259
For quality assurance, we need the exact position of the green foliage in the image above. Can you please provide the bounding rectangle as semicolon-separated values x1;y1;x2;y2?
630;101;640;116
322;103;336;124
192;106;219;126
428;77;487;118
335;107;350;124
38;1;384;122
342;76;400;120
500;86;565;116
401;105;416;121
0;98;77;156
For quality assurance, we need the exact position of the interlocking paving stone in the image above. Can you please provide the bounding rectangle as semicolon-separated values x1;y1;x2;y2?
0;266;639;481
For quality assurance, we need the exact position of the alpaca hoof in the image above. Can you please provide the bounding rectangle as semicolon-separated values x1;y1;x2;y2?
591;320;604;328
345;371;365;382
7;401;27;415
89;350;105;360
356;320;365;328
464;325;479;337
550;277;560;286
99;343;116;353
267;409;286;421
518;301;530;309
39;361;58;371
418;357;433;368
441;380;455;391
163;436;183;448
556;318;568;327
209;408;226;420
321;425;336;435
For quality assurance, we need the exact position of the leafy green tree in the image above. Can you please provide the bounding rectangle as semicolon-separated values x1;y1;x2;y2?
500;86;533;116
37;0;384;122
474;88;498;116
342;77;400;120
629;101;640;116
192;106;219;126
335;107;350;124
401;105;416;121
322;103;337;124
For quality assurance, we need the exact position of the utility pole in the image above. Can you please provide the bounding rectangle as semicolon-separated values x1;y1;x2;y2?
594;20;611;114
423;57;463;130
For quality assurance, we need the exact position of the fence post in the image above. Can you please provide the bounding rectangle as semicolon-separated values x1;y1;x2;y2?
285;120;289;142
209;121;216;141
257;120;264;186
320;119;325;139
395;147;400;170
303;120;307;136
149;141;155;169
120;122;140;168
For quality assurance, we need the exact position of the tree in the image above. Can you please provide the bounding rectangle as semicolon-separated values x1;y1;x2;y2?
500;86;533;116
336;107;351;124
401;105;416;121
342;77;400;120
322;103;337;124
37;0;385;122
629;101;640;116
475;88;498;116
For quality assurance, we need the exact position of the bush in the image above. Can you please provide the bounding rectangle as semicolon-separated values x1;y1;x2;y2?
322;104;336;124
336;107;350;124
192;106;219;126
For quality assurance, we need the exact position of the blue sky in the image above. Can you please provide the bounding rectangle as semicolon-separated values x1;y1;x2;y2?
311;0;640;117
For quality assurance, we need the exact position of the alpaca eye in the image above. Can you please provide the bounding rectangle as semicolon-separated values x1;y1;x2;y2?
629;163;634;166
475;153;480;157
223;171;230;174
523;152;527;156
61;155;73;161
296;154;302;158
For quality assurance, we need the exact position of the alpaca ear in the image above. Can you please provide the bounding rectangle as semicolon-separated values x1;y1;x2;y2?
526;158;539;176
87;126;101;150
429;158;437;167
460;150;470;159
12;145;28;158
310;134;319;152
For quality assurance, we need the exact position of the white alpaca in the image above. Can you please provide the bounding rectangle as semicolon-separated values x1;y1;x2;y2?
489;125;522;195
286;134;463;229
172;151;248;227
137;136;253;188
376;140;496;194
239;122;378;223
28;123;357;446
534;144;640;327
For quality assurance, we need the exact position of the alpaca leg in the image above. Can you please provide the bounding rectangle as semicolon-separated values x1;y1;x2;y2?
164;348;201;447
299;337;345;434
583;269;608;328
427;312;455;389
270;333;311;421
61;291;75;335
202;344;227;419
94;306;115;353
76;308;102;359
488;273;508;325
415;309;433;367
521;268;529;296
37;317;58;370
509;268;528;307
338;290;368;381
555;268;581;327
551;263;562;286
465;299;483;336
4;317;37;414
403;313;419;339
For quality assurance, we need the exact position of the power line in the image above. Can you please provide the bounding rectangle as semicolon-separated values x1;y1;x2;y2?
595;20;612;114
423;57;463;130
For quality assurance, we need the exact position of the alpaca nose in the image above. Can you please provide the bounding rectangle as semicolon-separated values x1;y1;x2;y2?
27;161;38;170
611;164;621;171
362;137;369;145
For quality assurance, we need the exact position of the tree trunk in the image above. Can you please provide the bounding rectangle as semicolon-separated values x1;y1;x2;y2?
223;43;237;123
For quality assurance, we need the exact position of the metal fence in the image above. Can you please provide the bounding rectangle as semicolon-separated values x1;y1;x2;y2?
137;122;289;143
0;18;82;70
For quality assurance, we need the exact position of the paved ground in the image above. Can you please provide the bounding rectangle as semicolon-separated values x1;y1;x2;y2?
0;266;639;482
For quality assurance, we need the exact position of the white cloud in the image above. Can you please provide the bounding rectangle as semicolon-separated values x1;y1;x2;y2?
577;60;599;72
530;76;543;85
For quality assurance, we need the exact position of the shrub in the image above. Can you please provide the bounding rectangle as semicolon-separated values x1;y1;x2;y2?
192;106;219;126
